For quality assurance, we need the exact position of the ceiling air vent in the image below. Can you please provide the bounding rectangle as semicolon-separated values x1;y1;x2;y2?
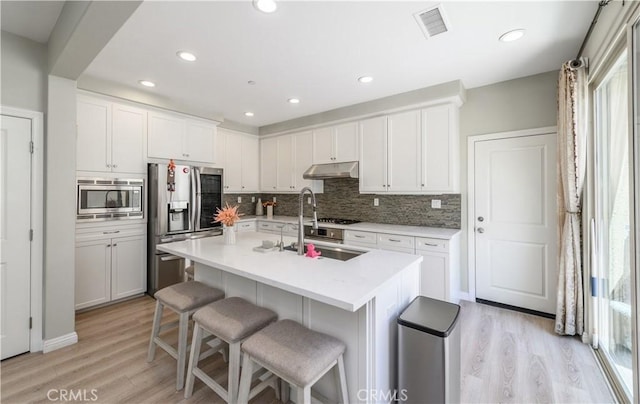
414;4;449;39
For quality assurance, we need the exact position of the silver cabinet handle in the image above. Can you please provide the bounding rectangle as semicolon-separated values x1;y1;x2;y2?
422;242;438;247
113;164;118;168
160;255;183;262
478;216;484;222
354;235;365;238
388;239;402;242
477;228;485;234
103;230;121;234
112;243;117;247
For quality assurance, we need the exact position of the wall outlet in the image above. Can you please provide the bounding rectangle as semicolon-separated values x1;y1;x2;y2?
373;198;379;207
307;197;311;204
237;196;242;203
273;197;277;203
251;196;255;203
431;199;441;209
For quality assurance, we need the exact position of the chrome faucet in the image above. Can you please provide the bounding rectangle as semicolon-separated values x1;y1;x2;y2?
298;187;318;255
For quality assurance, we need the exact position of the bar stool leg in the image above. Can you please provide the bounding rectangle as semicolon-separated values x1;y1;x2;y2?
237;354;254;404
296;385;311;404
147;300;163;362
176;311;190;390
336;355;349;403
184;323;203;399
228;342;241;404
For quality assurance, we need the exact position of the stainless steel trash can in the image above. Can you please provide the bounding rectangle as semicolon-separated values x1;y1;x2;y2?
398;296;461;404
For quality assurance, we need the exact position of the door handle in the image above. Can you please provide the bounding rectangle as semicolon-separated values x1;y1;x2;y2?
477;227;485;234
478;216;484;222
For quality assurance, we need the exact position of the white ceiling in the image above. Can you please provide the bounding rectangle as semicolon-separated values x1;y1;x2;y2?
1;1;64;43
3;1;597;127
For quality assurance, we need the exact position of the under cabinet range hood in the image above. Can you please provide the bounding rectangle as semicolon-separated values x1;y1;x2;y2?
303;161;359;179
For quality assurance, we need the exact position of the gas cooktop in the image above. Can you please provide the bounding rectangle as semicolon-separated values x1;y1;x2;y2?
317;218;361;225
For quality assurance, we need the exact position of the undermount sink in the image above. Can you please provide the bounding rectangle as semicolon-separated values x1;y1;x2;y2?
283;244;364;261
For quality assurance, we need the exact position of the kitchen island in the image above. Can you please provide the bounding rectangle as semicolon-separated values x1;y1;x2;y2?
158;231;422;403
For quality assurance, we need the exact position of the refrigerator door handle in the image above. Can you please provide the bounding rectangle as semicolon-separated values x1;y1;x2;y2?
192;167;202;231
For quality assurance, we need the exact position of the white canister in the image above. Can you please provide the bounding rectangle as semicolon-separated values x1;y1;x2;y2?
256;198;263;216
266;205;273;219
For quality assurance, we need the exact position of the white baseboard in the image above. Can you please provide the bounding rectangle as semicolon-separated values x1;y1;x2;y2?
457;292;472;302
43;332;78;353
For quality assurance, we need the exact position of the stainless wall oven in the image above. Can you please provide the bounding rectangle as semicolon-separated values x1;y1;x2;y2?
77;178;144;221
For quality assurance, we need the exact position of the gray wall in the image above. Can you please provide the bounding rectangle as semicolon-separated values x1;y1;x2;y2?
0;31;47;112
458;70;559;292
44;76;77;340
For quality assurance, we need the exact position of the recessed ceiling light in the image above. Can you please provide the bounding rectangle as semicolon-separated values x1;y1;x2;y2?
358;76;373;83
176;51;197;62
253;0;277;13
245;112;254;117
288;98;300;104
139;80;156;88
499;29;525;42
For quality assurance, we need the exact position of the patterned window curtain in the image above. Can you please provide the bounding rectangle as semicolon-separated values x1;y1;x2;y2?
555;61;587;335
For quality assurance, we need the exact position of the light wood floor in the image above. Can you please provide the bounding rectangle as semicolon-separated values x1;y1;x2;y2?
1;296;614;403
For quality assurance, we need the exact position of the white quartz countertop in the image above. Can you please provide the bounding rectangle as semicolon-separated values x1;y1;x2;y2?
157;232;422;312
240;215;460;239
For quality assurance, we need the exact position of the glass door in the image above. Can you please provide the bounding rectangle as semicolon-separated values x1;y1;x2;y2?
594;50;633;399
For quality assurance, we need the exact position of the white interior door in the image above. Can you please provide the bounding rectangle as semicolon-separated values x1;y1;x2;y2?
474;133;557;314
0;114;32;359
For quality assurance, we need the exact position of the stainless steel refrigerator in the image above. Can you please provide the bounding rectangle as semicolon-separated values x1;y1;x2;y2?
147;163;223;294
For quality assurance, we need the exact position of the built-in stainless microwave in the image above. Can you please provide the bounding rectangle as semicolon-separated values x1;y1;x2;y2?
77;177;144;221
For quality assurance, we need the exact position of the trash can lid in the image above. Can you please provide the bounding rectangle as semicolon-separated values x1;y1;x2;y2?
398;296;460;337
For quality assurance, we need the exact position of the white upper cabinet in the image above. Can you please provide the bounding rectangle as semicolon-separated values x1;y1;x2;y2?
312;122;359;164
261;132;322;193
359;104;459;194
387;109;422;192
185;120;216;163
77;96;146;174
260;137;278;191
148;111;217;164
220;129;259;193
359;116;387;192
421;104;459;193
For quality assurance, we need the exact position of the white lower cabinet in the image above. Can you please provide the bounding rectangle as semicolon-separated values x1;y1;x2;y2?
236;221;257;232
75;224;146;310
256;220;297;236
345;229;460;302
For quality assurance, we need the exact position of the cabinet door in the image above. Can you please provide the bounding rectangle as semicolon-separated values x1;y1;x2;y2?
312;127;334;164
75;239;111;310
387;110;421;192
359;116;387;193
77;97;111;172
334;122;359;162
276;135;294;192
241;136;260;192
224;132;244;192
419;252;448;301
185;120;216;163
260;137;278;191
111;235;146;300
147;112;184;159
422;104;458;192
215;128;227;168
293;131;314;190
111;104;146;174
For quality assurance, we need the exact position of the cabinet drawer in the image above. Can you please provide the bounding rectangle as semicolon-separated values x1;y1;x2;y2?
415;237;449;253
344;230;377;246
76;224;145;242
377;233;414;250
257;221;287;233
237;221;256;232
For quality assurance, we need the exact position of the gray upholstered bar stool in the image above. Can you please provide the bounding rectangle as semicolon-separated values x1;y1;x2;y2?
237;319;349;404
147;281;225;390
184;297;278;403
